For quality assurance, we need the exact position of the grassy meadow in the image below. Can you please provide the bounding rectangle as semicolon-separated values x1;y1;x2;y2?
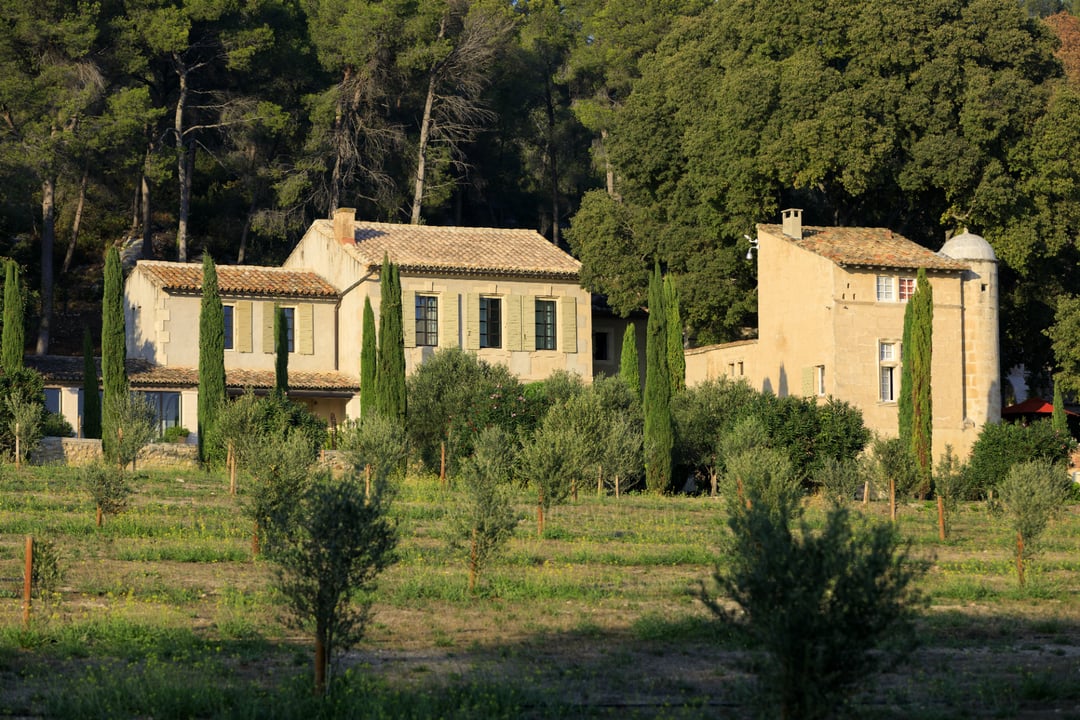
1;464;1079;718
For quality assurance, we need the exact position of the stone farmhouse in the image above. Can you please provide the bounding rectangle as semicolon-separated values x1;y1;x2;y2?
685;209;1002;460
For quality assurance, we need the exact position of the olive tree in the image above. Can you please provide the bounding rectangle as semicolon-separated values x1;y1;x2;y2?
994;459;1071;587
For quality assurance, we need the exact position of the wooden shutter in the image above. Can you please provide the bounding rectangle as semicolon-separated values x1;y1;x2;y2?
465;293;479;350
297;303;314;355
236;301;252;353
261;302;275;353
801;367;814;397
506;295;523;351
403;291;416;348
522;296;535;352
560;296;577;353
439;293;458;348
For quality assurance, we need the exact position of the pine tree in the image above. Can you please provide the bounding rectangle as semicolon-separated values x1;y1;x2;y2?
361;295;377;419
101;246;128;463
376;255;406;425
198;254;226;464
664;274;685;395
2;261;24;374
644;263;673;493
274;305;289;396
81;328;101;439
619;323;640;402
909;268;933;495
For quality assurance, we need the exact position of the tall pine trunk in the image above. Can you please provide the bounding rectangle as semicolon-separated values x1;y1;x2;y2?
411;16;447;225
36;177;55;354
61;168;88;275
174;55;191;262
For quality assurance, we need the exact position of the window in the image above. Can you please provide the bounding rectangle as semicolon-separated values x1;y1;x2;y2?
479;297;501;348
416;295;438;346
281;307;295;352
535;299;557;350
898;276;916;301
44;388;61;415
879;341;900;402
593;331;610;362
816;365;826;396
223;304;234;350
876;276;894;302
143;391;181;435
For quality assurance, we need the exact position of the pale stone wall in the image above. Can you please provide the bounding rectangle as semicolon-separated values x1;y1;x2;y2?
31;437;199;469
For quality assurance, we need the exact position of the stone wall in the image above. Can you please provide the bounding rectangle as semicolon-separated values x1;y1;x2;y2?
31;436;199;469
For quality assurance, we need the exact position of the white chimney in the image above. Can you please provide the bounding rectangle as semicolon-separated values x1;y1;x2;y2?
333;207;356;245
782;208;803;240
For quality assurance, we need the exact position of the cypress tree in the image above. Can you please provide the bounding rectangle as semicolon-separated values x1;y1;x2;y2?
376;255;406;425
1052;381;1068;436
274;305;289;396
360;295;377;418
101;246;128;463
898;292;915;452
644;263;673;493
2;261;24;374
619;323;640;402
909;268;933;495
664;274;685;395
81;328;101;439
198;254;226;463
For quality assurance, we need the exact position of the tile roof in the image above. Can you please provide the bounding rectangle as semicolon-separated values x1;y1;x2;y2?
136;261;339;299
26;356;359;393
315;220;581;280
760;224;969;272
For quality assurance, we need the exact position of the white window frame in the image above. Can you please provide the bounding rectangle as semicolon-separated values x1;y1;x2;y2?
815;365;826;396
877;275;917;303
878;340;900;402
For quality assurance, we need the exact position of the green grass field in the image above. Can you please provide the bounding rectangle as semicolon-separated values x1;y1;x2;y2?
1;464;1078;718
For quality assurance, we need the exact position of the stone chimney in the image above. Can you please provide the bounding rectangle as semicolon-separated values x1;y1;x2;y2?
782;208;803;240
333;207;356;245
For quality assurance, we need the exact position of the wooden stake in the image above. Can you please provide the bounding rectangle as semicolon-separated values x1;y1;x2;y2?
96;505;103;528
597;465;603;497
469;528;478;594
937;495;946;541
23;536;32;627
440;442;446;487
890;478;896;522
615;475;620;498
227;443;236;495
1016;531;1026;587
14;422;20;470
537;489;544;537
862;481;870;506
365;464;371;500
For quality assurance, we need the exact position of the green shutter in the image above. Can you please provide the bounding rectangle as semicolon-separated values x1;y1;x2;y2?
297;303;314;355
403;291;416;349
261;302;275;353
801;367;814;397
506;295;523;351
560;296;577;353
523;296;535;352
236;301;252;353
440;293;458;348
465;293;479;350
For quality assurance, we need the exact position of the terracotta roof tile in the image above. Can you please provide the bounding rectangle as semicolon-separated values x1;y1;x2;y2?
315;220;581;279
760;224;969;272
137;261;339;299
27;356;358;393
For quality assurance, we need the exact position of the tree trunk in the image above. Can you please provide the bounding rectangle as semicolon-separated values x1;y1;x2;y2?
544;78;560;245
174;56;191;262
1016;531;1025;587
36;177;55;354
890;477;897;522
469;528;478;594
96;505;103;528
537;489;544;538
61;168;88;274
937;495;946;540
237;196;258;264
141;168;153;259
411;16;447;225
600;128;616;199
314;629;327;695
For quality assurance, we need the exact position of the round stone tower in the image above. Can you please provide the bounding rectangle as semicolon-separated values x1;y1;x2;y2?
939;230;1001;441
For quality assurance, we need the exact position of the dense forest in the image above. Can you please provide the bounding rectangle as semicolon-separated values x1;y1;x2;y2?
1;0;1079;390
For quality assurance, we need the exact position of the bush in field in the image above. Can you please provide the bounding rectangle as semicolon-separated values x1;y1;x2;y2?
0;368;45;456
994;458;1071;587
813;456;868;507
338;414;407;499
934;446;971;539
721;447;802;525
522;369;584;413
241;431;316;557
251;391;327;456
455;426;521;593
407;348;534;476
30;537;63;602
6;391;42;467
869;436;918;500
81;461;130;527
111;393;158;471
966;419;1074;498
273;470;397;695
673;377;760;493
702;501;923;720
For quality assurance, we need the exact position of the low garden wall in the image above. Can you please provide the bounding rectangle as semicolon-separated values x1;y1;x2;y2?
31;437;199;469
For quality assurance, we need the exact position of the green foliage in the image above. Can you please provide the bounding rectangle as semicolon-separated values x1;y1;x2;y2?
0;368;45;457
274;306;289;395
213;391;261;468
934;446;971;537
2;261;24;375
516;406;581;522
993;459;1071;586
672;377;758;483
1052;381;1068;436
242;432;316;556
272;470;397;693
6;390;42;463
198;255;226;465
720;448;802;526
111;393;158;471
1049;294;1080;397
455;426;521;593
338;414;408;498
101;247;128;465
81;461;130;524
360;296;377;419
870;437;918;499
81;329;100;440
812;456;868;508
248;391;328;459
966;419;1074;497
663;275;684;395
523;369;585;412
406;347;532;476
30;537;64;601
643;263;673;493
162;426;190;444
619;323;640;401
702;504;923;720
907;268;933;495
376;256;406;426
42;411;74;438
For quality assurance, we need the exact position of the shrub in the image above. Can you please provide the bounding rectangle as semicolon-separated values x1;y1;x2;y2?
251;391;327;457
869;436;918;499
161;426;190;444
7;391;42;466
720;447;802;526
702;503;924;719
241;431;317;557
42;411;74;438
813;456;868;507
0;368;45;456
81;461;130;527
30;538;64;603
338;414;408;499
966;419;1074;498
111;393;158;471
993;459;1071;587
934;445;971;538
